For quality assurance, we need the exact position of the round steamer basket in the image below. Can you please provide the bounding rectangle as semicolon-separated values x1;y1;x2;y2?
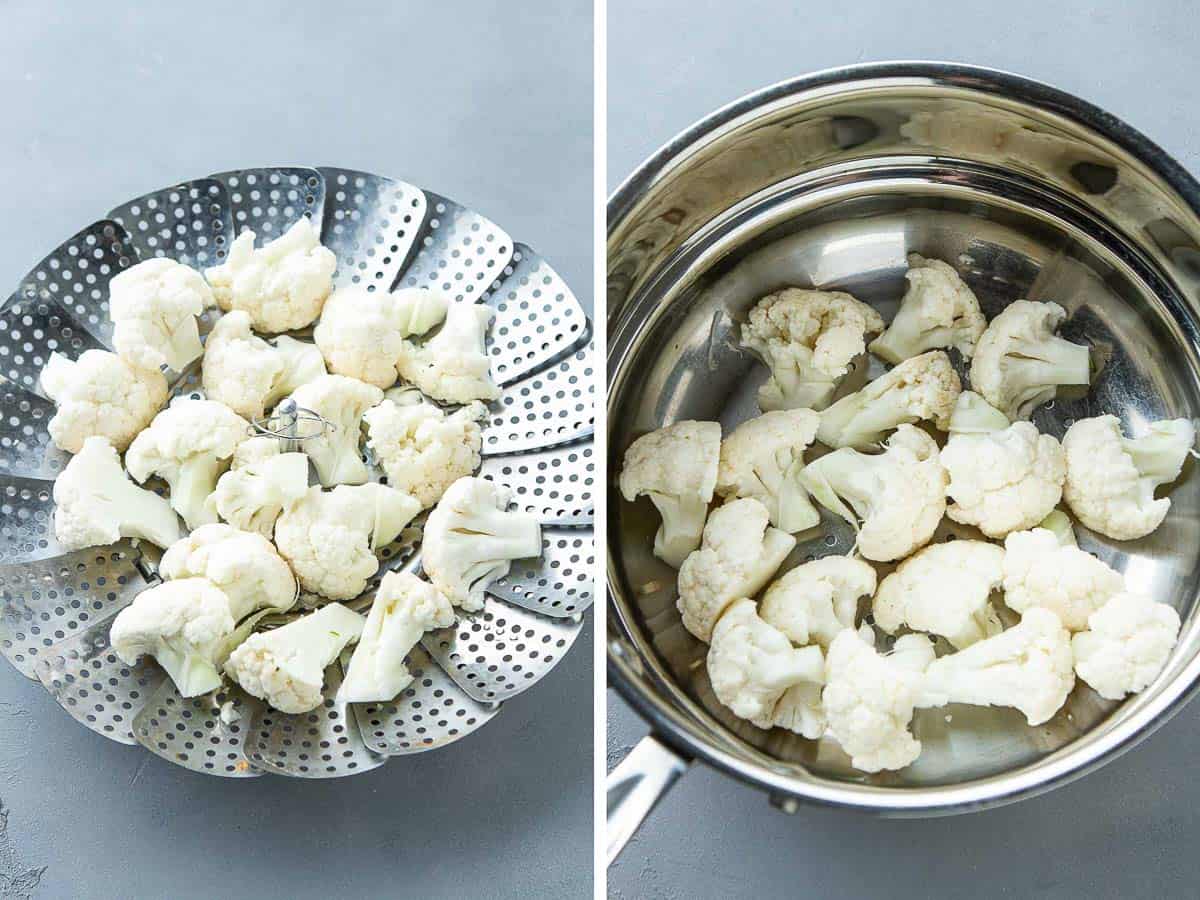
0;166;595;778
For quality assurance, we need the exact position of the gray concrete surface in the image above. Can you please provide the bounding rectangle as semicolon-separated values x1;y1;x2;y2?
607;1;1200;897
0;2;593;898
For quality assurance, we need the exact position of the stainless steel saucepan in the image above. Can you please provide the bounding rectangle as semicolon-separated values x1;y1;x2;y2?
606;62;1200;861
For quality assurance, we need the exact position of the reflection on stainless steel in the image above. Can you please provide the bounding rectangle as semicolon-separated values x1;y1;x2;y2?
608;63;1200;817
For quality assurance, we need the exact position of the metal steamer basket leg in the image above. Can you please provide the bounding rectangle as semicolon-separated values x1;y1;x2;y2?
0;166;594;778
607;63;1200;860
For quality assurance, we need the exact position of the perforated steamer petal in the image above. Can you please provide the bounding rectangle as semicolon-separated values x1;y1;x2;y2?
0;165;593;778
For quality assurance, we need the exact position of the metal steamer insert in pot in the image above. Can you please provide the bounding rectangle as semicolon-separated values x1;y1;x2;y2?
607;62;1200;857
0;165;595;778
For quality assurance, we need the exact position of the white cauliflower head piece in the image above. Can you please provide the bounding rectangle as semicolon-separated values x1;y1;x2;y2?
109;577;237;698
205;437;310;538
675;497;796;642
285;374;384;487
109;258;216;371
274;483;421;601
337;571;456;704
41;349;167;453
124;398;250;530
1062;414;1195;541
869;254;986;364
225;602;365;713
823;629;935;773
619;420;721;568
159;523;297;620
800;425;947;562
314;286;449;388
706;598;825;737
1002;524;1124;631
969;299;1090;420
396;302;499;404
740;288;884;412
52;436;182;550
364;398;486;508
816;350;962;450
873;541;1005;649
1072;592;1180;700
941;394;1066;538
715;409;821;533
421;476;543;612
759;555;876;649
918;607;1074;725
204;217;337;332
202;310;326;419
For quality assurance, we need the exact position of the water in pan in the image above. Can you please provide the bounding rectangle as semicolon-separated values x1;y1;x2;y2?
611;196;1200;786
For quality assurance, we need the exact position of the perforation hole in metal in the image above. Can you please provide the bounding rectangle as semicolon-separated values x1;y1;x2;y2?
318;168;427;292
132;680;262;777
484;245;588;384
108;179;231;269
0;288;108;395
15;220;137;345
487;527;595;618
351;644;498;755
482;342;595;455
210;168;324;238
0;474;70;565
246;663;385;778
478;440;595;525
0;383;68;479
0;546;144;677
398;192;513;303
36;617;166;745
420;597;582;702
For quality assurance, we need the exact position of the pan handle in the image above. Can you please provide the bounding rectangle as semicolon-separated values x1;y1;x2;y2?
606;733;690;865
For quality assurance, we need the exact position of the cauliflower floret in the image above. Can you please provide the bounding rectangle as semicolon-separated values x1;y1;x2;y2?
868;254;987;364
800;425;947;562
969;299;1090;420
873;541;1005;649
1072;592;1181;700
396;302;499;404
109;258;216;371
940;392;1066;538
363;398;486;508
337;571;456;704
715;409;821;533
759;556;876;649
421;476;543;612
204;217;337;332
741;288;885;411
1002;524;1124;631
823;630;935;773
1062;414;1195;541
675;497;796;642
618;420;721;568
40;349;167;453
109;577;237;698
202;310;327;419
816;350;962;450
314;286;449;388
918;607;1074;725
225;602;365;713
274;484;421;601
125;398;250;530
52;436;182;550
285;374;384;487
706;598;825;736
205;437;310;538
159;523;297;619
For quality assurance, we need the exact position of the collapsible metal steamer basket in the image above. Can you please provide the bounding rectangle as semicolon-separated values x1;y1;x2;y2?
0;166;595;778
